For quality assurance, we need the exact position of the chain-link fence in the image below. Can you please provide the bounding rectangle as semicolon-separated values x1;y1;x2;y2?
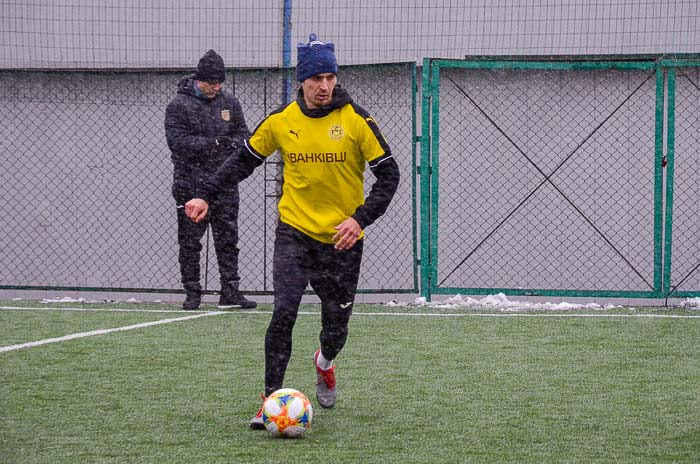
3;57;697;300
0;63;417;296
3;1;698;69
420;57;699;300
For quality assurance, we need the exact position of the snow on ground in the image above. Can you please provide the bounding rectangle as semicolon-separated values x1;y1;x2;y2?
9;293;700;310
384;293;622;311
33;296;169;304
385;293;700;311
39;296;126;304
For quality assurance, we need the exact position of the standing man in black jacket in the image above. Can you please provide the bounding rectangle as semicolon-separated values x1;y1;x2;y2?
185;34;400;423
165;49;256;310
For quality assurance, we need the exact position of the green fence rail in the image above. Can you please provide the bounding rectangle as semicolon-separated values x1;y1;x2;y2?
661;58;700;299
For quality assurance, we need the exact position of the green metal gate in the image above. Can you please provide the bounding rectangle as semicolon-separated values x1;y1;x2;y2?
662;59;700;299
420;56;699;301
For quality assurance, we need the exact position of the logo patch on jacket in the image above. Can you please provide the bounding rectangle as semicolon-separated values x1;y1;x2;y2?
221;110;231;121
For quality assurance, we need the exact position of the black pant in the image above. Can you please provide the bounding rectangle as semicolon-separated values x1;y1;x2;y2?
264;222;363;395
176;190;240;290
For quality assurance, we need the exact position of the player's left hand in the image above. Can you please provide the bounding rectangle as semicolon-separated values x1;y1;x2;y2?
332;217;362;250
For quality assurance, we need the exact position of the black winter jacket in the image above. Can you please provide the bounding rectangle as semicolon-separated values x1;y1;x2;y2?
164;76;249;203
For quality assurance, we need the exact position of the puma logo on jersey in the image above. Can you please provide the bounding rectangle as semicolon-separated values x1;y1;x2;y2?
289;129;301;139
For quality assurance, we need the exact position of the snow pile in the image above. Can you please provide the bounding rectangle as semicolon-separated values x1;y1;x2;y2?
384;293;619;311
41;296;89;304
41;296;119;304
37;296;166;304
681;297;700;309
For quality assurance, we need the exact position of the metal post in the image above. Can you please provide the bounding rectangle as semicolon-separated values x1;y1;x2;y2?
283;0;293;104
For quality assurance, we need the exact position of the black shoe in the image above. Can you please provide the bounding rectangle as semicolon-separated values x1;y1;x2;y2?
182;292;201;310
218;290;257;309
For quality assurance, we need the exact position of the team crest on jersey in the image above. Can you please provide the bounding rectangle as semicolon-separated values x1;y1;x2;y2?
328;124;344;140
221;109;231;121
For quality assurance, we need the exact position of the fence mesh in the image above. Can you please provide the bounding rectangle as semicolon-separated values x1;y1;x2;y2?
0;64;416;294
1;1;698;69
427;62;665;297
2;2;699;300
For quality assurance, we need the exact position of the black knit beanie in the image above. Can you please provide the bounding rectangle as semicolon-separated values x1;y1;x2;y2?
194;49;226;83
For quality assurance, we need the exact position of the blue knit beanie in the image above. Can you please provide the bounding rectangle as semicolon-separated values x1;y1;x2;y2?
296;33;338;82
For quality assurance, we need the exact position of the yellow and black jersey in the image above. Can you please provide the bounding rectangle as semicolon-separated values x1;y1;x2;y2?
199;85;400;244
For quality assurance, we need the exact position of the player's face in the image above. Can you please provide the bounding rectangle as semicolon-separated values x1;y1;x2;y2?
197;80;222;99
301;73;337;109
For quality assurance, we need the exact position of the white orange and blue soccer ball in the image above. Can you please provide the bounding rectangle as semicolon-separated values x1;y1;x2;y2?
262;388;313;438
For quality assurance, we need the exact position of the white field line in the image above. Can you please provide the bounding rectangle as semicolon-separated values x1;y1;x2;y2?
0;306;191;313
1;306;698;354
0;310;224;353
2;305;700;319
353;311;700;319
227;310;700;319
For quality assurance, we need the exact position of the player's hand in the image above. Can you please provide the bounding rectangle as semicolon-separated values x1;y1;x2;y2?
332;217;362;250
185;198;209;223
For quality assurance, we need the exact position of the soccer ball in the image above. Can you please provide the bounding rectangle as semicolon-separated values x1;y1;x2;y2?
262;388;313;438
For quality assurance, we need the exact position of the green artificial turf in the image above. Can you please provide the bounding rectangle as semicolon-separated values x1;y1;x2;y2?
1;301;698;463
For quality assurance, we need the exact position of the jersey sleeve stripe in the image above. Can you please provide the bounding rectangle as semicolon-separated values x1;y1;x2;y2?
368;152;395;168
244;139;265;161
351;102;392;156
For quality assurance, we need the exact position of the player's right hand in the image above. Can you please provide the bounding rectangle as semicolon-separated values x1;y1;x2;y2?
185;198;209;223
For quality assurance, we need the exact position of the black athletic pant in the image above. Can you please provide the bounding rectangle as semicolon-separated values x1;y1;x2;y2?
264;222;363;395
176;190;240;289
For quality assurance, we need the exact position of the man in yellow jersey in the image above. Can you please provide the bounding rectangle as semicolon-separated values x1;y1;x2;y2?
184;33;400;425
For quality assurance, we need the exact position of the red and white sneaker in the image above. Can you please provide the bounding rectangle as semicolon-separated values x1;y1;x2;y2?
249;393;267;429
314;349;336;408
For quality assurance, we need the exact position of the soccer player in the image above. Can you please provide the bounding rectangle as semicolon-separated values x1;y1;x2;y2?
184;34;400;425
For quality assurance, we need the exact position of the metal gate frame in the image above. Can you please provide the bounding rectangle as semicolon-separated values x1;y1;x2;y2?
661;58;700;299
420;55;699;301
